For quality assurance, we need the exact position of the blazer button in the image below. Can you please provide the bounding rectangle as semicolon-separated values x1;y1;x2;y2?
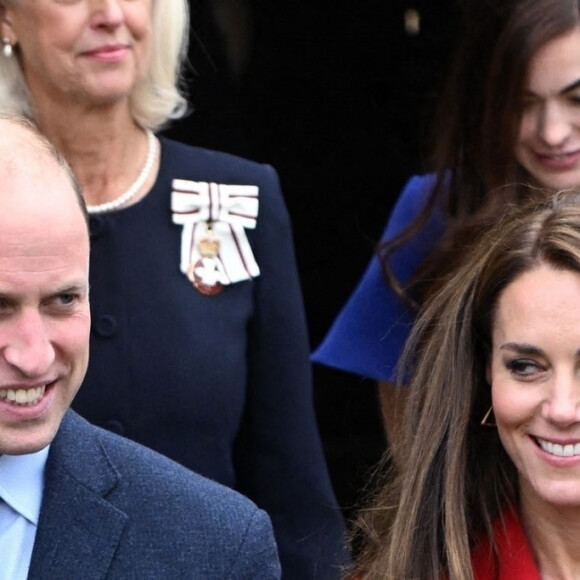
94;314;118;338
89;216;108;239
103;420;125;436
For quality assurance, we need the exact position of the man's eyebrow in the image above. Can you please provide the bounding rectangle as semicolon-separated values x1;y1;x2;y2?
50;281;89;295
0;281;88;298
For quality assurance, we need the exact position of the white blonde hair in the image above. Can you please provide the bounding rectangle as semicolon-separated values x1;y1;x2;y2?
0;0;190;131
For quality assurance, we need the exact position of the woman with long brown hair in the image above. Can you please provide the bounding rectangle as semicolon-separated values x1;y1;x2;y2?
354;190;580;579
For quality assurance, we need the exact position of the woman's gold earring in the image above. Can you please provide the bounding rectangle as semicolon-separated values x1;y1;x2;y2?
2;38;12;58
480;406;497;427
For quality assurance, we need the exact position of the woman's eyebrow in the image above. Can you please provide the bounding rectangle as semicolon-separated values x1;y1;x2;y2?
499;343;545;356
561;78;580;94
524;78;580;97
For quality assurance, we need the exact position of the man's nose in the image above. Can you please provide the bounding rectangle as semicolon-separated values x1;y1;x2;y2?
2;311;56;378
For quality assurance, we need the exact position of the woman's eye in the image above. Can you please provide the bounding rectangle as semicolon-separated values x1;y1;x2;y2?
506;359;542;377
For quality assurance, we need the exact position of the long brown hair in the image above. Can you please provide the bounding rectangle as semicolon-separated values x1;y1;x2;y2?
353;190;580;579
380;0;580;308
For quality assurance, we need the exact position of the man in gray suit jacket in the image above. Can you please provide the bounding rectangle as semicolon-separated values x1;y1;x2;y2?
0;116;281;579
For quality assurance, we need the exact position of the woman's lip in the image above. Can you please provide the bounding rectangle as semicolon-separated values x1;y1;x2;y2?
533;436;580;462
82;45;129;61
83;44;128;54
533;435;580;445
532;149;580;170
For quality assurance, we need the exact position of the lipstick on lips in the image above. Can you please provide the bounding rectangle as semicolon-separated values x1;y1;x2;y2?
537;436;580;458
82;44;129;63
534;434;580;466
533;149;580;170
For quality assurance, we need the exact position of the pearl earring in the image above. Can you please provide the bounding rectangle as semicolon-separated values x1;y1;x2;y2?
2;38;12;58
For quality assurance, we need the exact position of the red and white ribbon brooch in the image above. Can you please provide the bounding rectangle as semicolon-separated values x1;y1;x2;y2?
171;179;260;295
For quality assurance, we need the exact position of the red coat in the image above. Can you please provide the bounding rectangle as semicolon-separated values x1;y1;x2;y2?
471;508;541;580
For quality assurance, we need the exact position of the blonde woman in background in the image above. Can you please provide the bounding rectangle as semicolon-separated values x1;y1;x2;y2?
0;1;347;577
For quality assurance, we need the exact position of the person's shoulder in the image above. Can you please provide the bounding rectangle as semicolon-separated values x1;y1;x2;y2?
379;173;440;242
59;412;268;525
159;137;278;186
159;138;287;229
392;173;437;216
105;424;250;504
46;412;281;576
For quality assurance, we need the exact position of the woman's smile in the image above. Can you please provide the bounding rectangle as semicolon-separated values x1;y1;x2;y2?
491;265;580;507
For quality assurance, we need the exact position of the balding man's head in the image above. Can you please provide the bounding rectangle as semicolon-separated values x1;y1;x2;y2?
0;114;90;456
0;115;87;224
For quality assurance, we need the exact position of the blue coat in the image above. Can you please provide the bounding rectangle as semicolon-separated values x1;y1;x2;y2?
72;139;347;578
312;175;446;381
27;411;281;579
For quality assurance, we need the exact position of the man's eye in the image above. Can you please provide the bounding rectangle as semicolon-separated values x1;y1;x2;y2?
56;294;76;306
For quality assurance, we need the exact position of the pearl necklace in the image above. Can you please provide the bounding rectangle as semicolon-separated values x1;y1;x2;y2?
86;129;157;215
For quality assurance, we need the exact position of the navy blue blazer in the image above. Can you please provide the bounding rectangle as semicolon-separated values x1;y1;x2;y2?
27;411;281;579
72;138;347;578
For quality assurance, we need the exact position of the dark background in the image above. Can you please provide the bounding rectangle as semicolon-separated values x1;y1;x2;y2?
163;0;461;526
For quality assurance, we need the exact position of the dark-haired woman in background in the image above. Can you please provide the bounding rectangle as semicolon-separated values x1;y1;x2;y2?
313;0;580;445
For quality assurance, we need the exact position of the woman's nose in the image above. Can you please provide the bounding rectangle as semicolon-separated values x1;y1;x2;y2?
537;103;573;147
90;0;125;30
542;374;580;427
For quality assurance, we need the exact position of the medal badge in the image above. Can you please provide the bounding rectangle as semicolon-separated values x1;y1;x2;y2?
188;226;226;295
171;180;261;295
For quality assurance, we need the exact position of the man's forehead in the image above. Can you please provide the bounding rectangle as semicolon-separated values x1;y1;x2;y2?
0;213;90;297
0;162;75;214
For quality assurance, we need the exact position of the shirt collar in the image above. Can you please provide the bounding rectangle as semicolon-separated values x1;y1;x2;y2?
0;446;49;525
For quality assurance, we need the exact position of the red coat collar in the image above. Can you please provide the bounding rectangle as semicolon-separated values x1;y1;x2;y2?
471;507;541;580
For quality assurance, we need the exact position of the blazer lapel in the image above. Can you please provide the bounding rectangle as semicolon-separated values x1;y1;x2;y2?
27;412;128;580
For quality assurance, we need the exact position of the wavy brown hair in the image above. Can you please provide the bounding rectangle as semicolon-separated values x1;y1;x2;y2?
380;0;580;309
352;190;580;580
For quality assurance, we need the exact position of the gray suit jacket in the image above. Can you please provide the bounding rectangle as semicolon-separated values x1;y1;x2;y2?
27;411;281;579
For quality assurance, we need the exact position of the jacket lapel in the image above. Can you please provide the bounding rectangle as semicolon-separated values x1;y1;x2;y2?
27;412;128;580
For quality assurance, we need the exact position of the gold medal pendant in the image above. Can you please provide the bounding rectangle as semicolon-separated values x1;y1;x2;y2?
188;225;225;296
172;179;261;292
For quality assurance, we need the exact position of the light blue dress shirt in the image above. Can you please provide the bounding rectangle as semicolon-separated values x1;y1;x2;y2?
0;447;49;580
